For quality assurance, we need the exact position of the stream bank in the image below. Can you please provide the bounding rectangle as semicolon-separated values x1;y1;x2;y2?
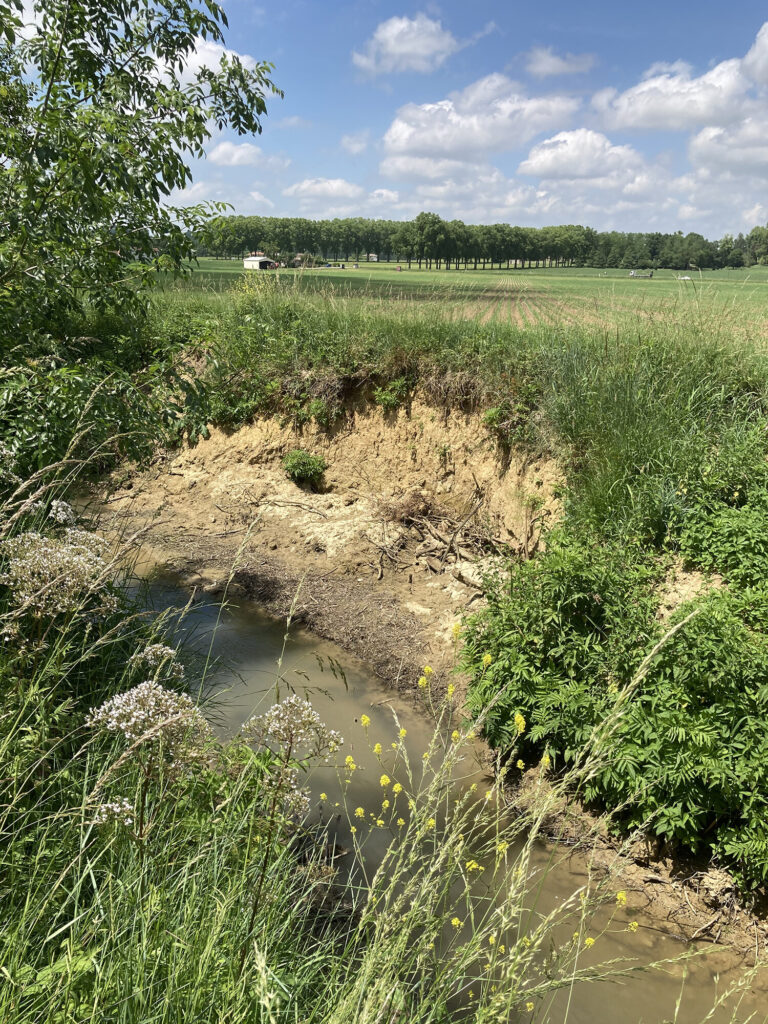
98;397;768;973
104;397;560;692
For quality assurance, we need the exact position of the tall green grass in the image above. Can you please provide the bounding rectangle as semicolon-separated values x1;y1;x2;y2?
0;480;702;1023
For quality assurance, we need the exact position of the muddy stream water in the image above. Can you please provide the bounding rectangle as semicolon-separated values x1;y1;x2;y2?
145;568;768;1024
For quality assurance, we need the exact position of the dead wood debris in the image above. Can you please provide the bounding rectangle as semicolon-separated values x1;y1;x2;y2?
373;487;552;579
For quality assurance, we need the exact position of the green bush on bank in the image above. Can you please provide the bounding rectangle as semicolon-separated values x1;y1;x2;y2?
465;542;768;889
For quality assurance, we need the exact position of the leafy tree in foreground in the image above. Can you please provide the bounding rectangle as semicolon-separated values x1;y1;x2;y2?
0;0;280;342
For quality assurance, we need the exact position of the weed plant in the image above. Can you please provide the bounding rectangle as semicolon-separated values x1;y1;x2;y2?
0;471;711;1023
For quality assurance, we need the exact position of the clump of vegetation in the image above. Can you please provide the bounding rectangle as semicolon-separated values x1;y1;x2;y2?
282;448;327;488
373;375;411;411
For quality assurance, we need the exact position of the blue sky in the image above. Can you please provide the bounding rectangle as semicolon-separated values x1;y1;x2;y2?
179;1;768;236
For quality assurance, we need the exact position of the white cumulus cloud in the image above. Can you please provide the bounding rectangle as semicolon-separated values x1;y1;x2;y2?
248;190;274;208
689;117;768;174
352;13;459;75
593;57;751;131
282;178;365;199
207;142;290;170
742;22;768;83
383;73;580;161
369;188;399;203
525;46;595;77
519;129;643;179
379;154;487;181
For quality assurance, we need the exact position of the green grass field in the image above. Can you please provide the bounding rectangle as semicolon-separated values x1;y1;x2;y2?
174;259;768;338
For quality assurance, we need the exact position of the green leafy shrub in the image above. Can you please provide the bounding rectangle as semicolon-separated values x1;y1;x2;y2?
282;449;327;487
373;376;410;411
464;533;768;889
464;534;660;754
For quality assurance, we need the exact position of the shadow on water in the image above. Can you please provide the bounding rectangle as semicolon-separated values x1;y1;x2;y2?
143;568;768;1024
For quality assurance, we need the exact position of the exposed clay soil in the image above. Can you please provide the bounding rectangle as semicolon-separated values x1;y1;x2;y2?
98;397;768;966
103;397;559;692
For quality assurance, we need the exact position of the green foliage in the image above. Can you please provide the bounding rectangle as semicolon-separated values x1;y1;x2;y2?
0;0;280;340
464;534;660;754
282;449;327;487
482;384;538;450
373;376;410;411
0;359;210;480
464;531;768;889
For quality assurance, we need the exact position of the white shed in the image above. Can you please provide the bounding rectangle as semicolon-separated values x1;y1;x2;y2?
243;256;275;270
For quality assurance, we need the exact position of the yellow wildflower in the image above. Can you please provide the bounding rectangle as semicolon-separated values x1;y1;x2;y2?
345;755;356;771
418;675;428;688
526;1002;534;1013
373;742;382;756
465;859;480;872
451;917;462;928
447;683;455;699
392;782;403;794
521;936;531;949
354;807;365;819
467;731;476;740
350;825;357;834
380;774;390;787
390;742;397;749
376;818;384;827
424;665;434;676
488;934;496;945
399;727;407;738
516;759;525;770
319;793;327;801
498;944;505;954
360;714;371;728
451;729;461;743
584;937;595;948
627;921;639;933
541;752;551;770
397;817;405;827
382;799;390;809
427;817;436;829
482;653;492;668
452;622;461;640
615;890;627;907
514;711;526;735
496;840;509;854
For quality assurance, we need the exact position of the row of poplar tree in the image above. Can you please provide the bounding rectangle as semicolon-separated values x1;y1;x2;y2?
200;211;768;271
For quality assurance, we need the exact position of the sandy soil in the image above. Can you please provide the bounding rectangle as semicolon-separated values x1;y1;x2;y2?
103;397;559;692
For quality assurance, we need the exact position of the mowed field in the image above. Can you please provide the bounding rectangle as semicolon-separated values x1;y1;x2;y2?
179;258;768;336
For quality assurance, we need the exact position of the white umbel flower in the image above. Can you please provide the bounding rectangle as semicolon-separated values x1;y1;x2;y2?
88;680;212;767
1;528;116;617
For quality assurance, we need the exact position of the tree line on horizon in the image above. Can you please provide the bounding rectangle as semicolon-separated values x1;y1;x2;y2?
199;211;768;271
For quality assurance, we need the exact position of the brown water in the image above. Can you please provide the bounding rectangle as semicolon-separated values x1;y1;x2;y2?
146;571;768;1024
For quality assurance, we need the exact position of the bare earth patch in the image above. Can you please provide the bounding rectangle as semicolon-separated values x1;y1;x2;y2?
103;397;559;694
